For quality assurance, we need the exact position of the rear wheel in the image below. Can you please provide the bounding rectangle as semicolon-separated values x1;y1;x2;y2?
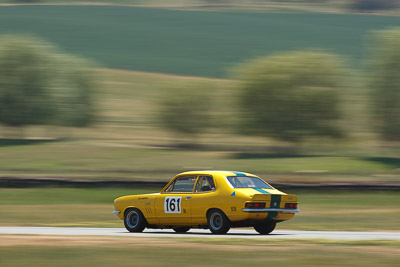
207;209;230;234
124;208;146;232
254;220;276;235
173;226;190;233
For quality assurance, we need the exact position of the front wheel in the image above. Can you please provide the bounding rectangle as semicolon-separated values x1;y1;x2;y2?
254;220;276;235
207;209;230;234
124;208;146;232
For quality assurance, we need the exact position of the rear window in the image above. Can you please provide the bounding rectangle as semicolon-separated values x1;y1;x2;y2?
226;176;273;189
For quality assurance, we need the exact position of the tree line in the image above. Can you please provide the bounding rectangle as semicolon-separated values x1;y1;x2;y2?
159;27;400;144
0;27;400;144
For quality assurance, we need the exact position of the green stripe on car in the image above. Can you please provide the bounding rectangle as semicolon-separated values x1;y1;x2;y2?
270;194;281;208
232;171;246;176
253;188;270;194
267;195;281;219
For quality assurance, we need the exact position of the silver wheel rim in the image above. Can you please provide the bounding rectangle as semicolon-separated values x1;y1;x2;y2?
126;211;139;228
210;213;222;230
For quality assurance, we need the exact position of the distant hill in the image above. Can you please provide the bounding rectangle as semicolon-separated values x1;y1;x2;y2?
0;5;399;77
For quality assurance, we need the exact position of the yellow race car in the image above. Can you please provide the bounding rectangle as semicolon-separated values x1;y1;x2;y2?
113;170;299;234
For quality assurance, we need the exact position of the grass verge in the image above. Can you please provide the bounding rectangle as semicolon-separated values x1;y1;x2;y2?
0;235;399;267
0;188;399;230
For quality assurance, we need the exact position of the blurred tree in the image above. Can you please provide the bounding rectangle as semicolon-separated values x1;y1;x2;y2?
234;51;345;143
158;84;212;147
369;28;400;141
50;56;95;128
350;0;398;11
0;35;95;132
14;0;38;2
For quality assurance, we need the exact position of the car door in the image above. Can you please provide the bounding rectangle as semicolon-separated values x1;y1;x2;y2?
190;175;217;224
154;175;196;225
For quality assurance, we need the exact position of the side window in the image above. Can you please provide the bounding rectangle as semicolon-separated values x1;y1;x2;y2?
195;176;203;192
195;176;215;192
168;176;197;192
206;176;216;191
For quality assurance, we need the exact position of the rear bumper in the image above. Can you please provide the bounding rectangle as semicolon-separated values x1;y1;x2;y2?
242;208;300;213
112;210;121;215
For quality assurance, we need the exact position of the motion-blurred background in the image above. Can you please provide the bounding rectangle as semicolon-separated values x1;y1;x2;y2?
0;1;400;266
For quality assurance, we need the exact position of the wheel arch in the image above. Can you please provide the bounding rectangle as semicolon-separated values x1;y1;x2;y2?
124;207;149;223
206;207;230;221
206;207;231;234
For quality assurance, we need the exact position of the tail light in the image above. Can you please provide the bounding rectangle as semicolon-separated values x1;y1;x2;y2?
245;202;266;209
285;203;298;209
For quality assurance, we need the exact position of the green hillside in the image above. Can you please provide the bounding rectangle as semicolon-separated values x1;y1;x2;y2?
0;6;399;77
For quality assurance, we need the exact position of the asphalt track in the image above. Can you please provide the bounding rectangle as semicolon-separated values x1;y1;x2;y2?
1;227;399;241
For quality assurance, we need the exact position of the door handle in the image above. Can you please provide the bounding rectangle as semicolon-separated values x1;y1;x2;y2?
186;196;192;199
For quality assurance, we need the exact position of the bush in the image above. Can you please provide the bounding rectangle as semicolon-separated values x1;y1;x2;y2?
234;51;346;143
158;83;212;144
0;35;95;130
369;28;400;141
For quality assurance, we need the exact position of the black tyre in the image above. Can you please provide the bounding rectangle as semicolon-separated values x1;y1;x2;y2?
254;220;276;235
207;209;230;234
173;226;190;233
124;208;146;232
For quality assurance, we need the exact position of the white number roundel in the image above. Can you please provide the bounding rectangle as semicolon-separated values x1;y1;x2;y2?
164;196;182;214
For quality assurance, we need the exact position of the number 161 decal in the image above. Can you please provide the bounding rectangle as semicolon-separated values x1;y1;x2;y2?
164;196;182;214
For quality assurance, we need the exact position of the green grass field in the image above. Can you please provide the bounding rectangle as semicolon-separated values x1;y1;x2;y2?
1;188;399;230
0;6;399;77
1;0;399;15
0;139;399;181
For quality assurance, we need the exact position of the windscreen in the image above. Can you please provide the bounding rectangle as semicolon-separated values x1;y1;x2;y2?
226;176;273;189
165;176;197;192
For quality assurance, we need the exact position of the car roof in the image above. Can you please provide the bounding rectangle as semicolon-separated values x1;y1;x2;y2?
177;170;258;177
